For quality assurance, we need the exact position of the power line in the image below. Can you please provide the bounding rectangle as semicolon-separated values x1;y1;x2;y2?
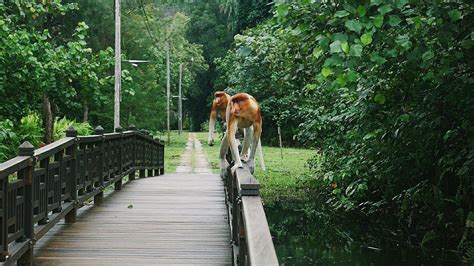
138;0;157;43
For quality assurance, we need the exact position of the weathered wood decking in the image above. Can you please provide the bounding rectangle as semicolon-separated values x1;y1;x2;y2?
33;173;232;265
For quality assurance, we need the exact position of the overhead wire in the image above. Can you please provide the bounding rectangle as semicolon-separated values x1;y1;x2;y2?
137;0;158;44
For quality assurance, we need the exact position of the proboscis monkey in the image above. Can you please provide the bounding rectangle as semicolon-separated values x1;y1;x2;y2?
208;91;231;146
219;93;264;178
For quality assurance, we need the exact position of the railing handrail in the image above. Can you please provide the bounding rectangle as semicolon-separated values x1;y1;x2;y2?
0;126;164;265
0;156;31;180
225;163;278;265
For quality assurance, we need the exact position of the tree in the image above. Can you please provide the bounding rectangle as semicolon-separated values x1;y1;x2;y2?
216;0;474;252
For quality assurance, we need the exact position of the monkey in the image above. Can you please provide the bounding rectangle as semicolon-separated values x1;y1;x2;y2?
208;91;231;146
209;91;266;173
219;93;264;178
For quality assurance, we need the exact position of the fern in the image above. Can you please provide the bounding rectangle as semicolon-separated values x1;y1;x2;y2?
465;244;474;264
18;113;43;147
0;120;18;161
54;117;93;140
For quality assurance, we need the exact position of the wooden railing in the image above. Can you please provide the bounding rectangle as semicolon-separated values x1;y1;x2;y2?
225;163;278;265
0;125;164;265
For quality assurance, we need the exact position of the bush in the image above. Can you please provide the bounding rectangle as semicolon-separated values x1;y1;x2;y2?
0;119;18;161
54;117;93;140
217;0;474;253
200;119;224;134
17;113;43;147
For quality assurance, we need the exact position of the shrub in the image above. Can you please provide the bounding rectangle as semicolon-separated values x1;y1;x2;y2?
54;117;93;140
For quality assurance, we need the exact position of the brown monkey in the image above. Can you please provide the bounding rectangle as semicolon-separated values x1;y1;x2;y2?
219;93;264;177
208;91;231;146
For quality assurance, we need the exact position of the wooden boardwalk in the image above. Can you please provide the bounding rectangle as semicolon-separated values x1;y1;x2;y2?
33;173;232;265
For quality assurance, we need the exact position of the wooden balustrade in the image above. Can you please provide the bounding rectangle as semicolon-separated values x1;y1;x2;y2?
225;163;278;266
0;126;164;265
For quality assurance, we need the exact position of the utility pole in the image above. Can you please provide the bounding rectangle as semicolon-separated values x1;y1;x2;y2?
178;63;183;135
166;41;171;144
114;0;121;129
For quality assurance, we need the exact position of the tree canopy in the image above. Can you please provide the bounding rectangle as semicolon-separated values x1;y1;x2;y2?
216;0;473;253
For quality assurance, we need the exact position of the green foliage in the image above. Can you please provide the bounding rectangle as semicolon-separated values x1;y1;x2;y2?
119;4;207;131
53;117;92;140
466;244;474;264
0;1;115;133
1;0;208;139
17;113;43;147
0;114;93;161
216;0;474;252
0;113;43;161
200;119;224;134
0;119;17;161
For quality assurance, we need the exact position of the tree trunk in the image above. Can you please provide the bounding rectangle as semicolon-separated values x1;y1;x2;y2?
42;92;53;144
83;100;89;122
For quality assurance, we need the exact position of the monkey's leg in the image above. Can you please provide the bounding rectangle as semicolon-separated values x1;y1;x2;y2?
208;109;217;146
228;121;243;173
219;134;230;179
247;123;262;174
257;139;266;171
240;126;253;160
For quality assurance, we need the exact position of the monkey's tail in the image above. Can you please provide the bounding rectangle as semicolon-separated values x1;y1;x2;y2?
257;139;266;171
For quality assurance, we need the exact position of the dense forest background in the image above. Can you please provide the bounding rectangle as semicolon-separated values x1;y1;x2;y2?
1;0;473;262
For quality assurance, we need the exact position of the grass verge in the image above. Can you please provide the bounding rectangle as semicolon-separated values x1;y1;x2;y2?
155;131;189;173
194;132;317;205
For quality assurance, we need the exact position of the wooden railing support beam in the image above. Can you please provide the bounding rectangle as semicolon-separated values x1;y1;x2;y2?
17;142;35;265
0;124;164;264
129;170;136;181
65;127;78;224
226;163;278;266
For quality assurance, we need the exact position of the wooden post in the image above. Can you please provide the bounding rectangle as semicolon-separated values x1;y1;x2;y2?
160;142;164;175
65;127;78;223
128;124;137;181
278;125;283;160
94;126;105;205
115;127;123;191
0;176;6;261
17;142;35;265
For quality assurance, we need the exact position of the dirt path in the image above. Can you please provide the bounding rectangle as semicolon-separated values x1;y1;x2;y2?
176;133;211;173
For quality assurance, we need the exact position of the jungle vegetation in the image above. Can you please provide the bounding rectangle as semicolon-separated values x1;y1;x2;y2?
1;0;473;262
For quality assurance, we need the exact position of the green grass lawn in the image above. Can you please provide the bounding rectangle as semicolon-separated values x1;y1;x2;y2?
194;132;317;205
155;131;189;173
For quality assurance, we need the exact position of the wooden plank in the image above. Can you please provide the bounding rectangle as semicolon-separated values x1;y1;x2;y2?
241;196;279;266
34;173;232;264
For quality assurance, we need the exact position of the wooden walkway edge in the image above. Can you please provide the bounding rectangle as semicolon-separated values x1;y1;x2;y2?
33;173;232;265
